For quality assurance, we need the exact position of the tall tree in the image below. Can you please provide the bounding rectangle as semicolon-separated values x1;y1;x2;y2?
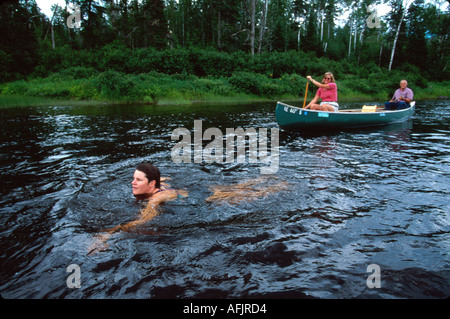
405;0;428;70
388;0;410;71
303;8;321;54
250;0;256;55
257;0;268;53
267;0;291;51
0;0;40;80
209;0;241;50
141;0;168;49
292;0;308;51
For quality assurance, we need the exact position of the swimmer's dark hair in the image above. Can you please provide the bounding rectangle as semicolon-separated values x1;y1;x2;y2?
136;163;161;188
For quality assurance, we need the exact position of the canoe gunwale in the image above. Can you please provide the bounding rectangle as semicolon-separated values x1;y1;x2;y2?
276;101;415;115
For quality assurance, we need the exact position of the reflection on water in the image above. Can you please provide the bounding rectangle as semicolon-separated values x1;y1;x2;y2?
0;100;449;299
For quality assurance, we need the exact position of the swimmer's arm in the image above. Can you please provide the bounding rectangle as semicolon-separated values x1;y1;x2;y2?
88;188;188;255
102;212;157;234
103;204;160;234
104;189;188;234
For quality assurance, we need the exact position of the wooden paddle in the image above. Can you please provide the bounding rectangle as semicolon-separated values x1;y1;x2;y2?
302;81;309;109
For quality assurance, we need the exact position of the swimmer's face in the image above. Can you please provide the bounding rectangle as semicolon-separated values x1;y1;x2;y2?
132;170;156;197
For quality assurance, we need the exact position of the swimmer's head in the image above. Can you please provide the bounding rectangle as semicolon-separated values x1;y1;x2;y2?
132;163;161;197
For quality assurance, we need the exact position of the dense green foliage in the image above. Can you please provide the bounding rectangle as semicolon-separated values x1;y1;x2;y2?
0;0;448;104
2;48;447;104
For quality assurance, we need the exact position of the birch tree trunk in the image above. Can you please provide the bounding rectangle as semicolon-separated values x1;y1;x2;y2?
320;10;324;42
379;41;383;65
258;0;268;53
348;23;352;58
50;5;58;50
389;2;409;71
217;10;221;50
250;0;256;56
66;2;71;42
51;21;55;50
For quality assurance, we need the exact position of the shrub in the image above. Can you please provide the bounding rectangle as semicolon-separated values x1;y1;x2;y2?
143;84;163;103
46;66;98;81
194;49;238;77
125;48;161;73
62;66;98;79
23;80;70;98
229;72;269;96
94;70;136;100
160;48;193;74
277;73;305;96
261;81;285;97
1;80;29;95
96;43;131;72
69;81;98;100
192;77;234;97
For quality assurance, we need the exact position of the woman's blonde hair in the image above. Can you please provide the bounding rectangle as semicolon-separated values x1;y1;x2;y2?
322;72;336;84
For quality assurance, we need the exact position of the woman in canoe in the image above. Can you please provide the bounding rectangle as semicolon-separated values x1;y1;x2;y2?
304;72;339;112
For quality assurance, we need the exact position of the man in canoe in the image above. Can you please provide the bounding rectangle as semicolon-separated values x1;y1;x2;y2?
384;80;414;110
304;72;339;112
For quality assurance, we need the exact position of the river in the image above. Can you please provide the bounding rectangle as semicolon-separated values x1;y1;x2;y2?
0;100;449;299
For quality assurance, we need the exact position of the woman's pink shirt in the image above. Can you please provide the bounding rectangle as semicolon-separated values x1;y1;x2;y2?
317;82;338;102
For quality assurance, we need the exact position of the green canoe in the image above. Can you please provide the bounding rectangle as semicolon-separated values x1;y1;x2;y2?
275;101;415;131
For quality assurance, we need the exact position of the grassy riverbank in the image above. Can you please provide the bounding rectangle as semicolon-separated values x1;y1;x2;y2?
1;48;448;107
1;69;448;108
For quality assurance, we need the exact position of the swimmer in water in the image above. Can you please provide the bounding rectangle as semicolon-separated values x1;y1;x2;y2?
118;162;188;231
88;163;187;255
89;165;287;255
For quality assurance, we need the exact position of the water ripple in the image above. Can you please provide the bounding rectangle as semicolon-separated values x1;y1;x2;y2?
0;101;449;299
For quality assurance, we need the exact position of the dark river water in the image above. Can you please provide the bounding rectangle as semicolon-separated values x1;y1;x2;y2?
0;100;449;299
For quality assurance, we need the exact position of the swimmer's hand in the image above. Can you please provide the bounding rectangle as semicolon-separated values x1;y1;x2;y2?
177;190;188;198
87;225;122;256
87;232;111;256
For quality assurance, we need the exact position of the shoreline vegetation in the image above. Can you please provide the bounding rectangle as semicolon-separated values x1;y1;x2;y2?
1;49;448;108
1;84;448;108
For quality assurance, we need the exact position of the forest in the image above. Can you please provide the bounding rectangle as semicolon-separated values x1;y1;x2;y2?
0;0;448;104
